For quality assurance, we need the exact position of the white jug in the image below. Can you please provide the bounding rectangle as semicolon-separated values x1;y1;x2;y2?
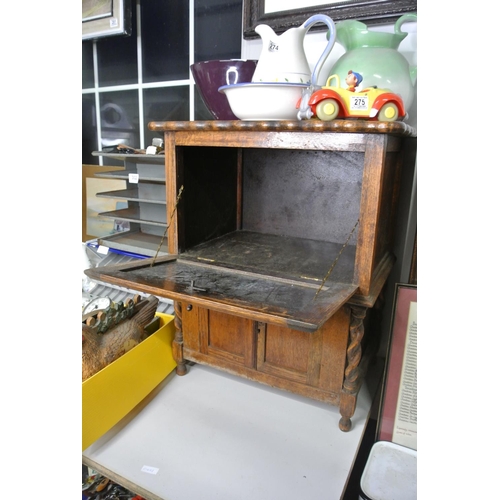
251;14;336;86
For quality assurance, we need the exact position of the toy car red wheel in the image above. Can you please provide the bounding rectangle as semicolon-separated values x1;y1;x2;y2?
316;99;340;121
378;102;399;122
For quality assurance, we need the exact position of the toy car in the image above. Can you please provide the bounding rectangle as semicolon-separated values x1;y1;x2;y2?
302;74;406;122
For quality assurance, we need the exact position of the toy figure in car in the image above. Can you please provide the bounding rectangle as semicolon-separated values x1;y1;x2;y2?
345;70;363;92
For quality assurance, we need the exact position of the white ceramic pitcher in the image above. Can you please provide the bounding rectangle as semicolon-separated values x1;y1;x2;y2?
251;14;336;86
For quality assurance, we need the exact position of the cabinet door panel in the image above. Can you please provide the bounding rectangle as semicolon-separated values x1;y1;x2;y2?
262;325;309;372
257;324;314;384
256;307;350;390
204;309;256;368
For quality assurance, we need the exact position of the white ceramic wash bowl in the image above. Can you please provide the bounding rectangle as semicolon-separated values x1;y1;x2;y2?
218;82;308;121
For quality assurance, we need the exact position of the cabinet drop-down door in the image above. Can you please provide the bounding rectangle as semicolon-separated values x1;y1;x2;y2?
84;231;359;333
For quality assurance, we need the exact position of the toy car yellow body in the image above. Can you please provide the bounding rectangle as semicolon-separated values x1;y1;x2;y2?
306;74;406;122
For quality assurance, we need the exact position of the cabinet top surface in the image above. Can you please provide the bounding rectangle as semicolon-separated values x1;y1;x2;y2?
148;119;416;137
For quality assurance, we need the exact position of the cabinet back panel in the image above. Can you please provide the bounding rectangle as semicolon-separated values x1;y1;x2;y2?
242;149;363;244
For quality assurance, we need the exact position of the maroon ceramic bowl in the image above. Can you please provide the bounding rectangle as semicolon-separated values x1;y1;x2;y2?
191;59;257;120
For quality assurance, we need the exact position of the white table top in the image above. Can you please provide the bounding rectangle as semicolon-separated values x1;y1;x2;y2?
83;363;377;500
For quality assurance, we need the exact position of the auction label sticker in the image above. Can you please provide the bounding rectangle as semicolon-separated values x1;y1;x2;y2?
96;245;109;255
350;95;369;110
141;465;159;475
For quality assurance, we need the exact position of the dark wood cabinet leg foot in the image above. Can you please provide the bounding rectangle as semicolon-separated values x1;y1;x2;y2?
339;416;352;432
174;347;188;376
173;301;188;376
339;392;357;432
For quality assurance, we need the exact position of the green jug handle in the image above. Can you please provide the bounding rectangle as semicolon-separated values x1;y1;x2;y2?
395;13;417;35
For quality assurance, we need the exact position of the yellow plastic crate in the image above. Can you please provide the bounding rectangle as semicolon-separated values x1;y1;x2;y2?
82;312;176;450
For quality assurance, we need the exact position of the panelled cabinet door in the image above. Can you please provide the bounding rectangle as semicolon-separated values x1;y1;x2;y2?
183;304;257;369
256;307;351;393
256;322;313;385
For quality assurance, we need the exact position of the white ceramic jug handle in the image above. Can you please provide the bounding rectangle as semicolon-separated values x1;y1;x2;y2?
226;68;239;85
394;13;417;35
302;14;336;86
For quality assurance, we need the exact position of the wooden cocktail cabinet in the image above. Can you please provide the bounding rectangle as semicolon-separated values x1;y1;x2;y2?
86;120;417;431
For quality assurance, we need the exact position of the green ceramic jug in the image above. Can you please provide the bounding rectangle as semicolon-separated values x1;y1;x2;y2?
328;13;417;112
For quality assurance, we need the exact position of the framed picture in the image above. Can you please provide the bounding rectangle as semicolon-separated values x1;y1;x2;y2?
82;0;132;41
377;283;417;450
243;0;417;39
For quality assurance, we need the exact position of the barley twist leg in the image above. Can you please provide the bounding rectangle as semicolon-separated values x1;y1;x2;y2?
339;305;367;431
173;300;187;376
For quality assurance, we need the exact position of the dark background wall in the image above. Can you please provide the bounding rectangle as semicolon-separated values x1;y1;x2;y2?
82;0;243;165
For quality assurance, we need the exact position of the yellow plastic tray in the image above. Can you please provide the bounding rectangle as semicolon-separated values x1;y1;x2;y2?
82;312;176;450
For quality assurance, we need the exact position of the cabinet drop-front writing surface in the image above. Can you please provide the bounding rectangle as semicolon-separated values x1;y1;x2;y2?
85;120;417;431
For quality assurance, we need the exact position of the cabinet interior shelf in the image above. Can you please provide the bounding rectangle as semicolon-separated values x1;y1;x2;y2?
183;230;355;285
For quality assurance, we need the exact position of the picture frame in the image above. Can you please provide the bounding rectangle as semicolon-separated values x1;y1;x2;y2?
243;0;417;39
82;0;132;41
409;231;417;285
377;283;417;450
